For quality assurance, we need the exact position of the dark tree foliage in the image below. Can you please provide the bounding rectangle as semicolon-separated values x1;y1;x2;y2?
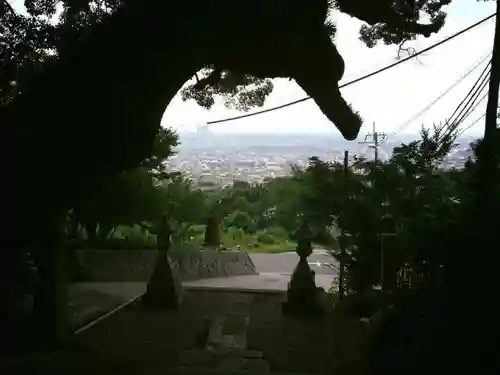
1;0;489;363
1;0;450;107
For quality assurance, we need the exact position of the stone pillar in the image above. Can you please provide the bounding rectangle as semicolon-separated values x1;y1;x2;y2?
142;215;180;310
282;222;325;318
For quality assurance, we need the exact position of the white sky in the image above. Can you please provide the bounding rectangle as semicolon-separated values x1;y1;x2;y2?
9;0;497;139
163;0;497;138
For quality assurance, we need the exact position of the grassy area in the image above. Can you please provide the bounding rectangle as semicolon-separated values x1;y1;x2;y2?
83;225;335;254
250;242;295;253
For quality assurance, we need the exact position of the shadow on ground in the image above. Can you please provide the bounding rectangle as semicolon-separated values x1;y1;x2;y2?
2;290;365;375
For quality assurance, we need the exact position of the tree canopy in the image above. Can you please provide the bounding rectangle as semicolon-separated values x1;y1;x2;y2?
2;1;499;369
1;0;453;108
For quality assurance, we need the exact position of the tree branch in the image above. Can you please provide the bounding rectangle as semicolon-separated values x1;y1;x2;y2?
2;0;17;16
193;67;223;90
334;0;446;37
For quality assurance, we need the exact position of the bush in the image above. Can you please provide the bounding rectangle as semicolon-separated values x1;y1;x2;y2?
255;231;277;244
255;226;289;244
69;237;158;250
335;290;385;318
264;226;289;239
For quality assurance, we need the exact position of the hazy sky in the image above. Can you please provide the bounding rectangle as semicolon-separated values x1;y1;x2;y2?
10;0;497;139
163;0;496;138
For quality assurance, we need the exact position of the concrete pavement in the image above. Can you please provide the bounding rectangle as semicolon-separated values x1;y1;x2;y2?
69;251;338;328
183;272;334;293
68;282;147;329
249;251;338;275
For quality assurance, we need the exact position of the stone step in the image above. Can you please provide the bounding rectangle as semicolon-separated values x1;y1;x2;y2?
174;369;263;375
173;369;317;375
206;314;250;351
206;316;227;349
180;349;217;367
216;357;271;373
180;349;264;366
222;349;263;359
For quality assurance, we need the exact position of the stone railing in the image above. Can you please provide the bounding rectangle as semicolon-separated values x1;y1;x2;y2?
74;249;257;282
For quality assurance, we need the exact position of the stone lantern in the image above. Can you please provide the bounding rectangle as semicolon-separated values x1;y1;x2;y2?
282;221;325;318
142;214;180;310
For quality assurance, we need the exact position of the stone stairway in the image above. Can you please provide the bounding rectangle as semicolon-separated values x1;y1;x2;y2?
176;295;271;374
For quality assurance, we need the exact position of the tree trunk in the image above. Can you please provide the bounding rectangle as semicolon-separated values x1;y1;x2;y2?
32;218;69;349
0;250;29;355
452;4;500;372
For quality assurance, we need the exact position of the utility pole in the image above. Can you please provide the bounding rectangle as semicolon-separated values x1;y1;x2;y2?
338;150;348;301
358;122;388;162
360;123;391;292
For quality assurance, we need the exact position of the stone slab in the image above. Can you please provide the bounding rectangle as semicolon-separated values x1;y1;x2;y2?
67;282;147;329
224;349;263;359
206;316;227;349
75;249;257;282
216;357;271;372
179;349;216;367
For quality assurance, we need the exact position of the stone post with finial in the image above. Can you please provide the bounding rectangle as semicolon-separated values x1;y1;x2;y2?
282;221;325;318
142;214;180;309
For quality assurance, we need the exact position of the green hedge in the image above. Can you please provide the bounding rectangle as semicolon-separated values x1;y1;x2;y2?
67;237;158;250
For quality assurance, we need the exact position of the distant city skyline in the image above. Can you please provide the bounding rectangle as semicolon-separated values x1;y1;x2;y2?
170;130;474;188
177;125;482;138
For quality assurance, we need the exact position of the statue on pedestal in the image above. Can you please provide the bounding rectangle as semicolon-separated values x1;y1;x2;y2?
282;221;325;318
142;214;180;310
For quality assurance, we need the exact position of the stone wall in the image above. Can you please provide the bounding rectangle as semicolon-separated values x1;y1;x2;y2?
75;249;257;282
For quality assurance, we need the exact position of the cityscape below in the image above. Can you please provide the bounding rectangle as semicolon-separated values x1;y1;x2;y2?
167;129;478;189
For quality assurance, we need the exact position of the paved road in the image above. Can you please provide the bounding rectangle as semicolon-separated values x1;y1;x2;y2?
249;251;339;275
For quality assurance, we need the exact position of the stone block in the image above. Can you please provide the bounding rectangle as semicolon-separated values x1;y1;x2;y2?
220;334;235;349
206;316;227;349
224;349;263;359
75;249;258;283
217;357;271;372
179;349;216;367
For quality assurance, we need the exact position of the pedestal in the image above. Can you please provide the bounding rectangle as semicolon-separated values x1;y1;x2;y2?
142;251;180;310
282;258;325;318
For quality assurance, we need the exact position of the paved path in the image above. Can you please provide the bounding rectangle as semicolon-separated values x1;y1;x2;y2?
68;282;147;329
249;251;338;275
69;251;338;328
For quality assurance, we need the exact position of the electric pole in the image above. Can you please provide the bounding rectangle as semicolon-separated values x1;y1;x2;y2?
358;122;388;162
360;123;390;293
338;150;348;301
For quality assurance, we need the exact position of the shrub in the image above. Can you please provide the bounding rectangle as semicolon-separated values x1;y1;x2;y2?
255;230;277;244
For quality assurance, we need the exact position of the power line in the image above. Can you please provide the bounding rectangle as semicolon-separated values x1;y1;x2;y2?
438;62;491;142
450;81;489;131
206;13;496;125
441;60;491;132
378;51;492;146
457;103;500;137
457;112;486;137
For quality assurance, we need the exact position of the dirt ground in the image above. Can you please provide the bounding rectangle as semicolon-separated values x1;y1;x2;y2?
2;290;365;375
